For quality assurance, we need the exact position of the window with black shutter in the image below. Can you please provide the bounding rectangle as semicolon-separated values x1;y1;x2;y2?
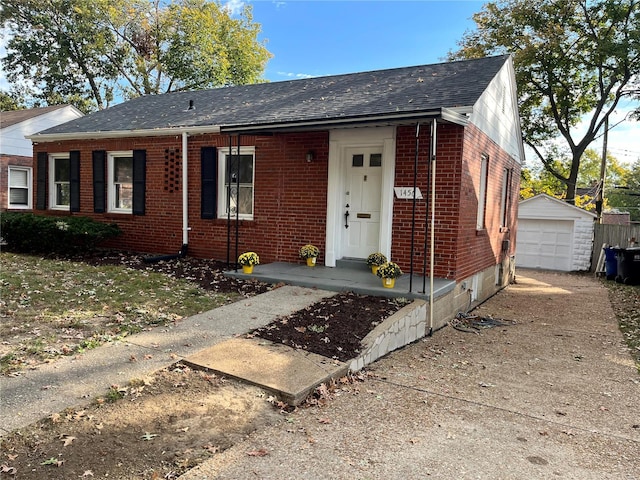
201;147;217;219
92;151;106;213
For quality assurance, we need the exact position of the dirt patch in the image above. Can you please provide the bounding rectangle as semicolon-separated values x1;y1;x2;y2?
1;363;283;479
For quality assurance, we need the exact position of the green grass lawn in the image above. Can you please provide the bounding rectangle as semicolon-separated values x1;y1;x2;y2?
0;252;237;374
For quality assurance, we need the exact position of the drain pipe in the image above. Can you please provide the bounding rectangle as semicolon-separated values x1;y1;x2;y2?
182;131;189;252
429;119;437;336
143;132;189;264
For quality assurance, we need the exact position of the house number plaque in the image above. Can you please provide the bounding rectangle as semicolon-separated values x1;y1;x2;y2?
394;187;423;199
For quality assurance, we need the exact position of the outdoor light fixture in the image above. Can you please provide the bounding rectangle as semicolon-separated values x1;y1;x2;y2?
306;150;315;162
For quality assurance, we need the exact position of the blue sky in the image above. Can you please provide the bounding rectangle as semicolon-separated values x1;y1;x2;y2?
247;0;482;82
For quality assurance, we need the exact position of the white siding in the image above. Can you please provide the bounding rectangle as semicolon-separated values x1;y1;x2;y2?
0;106;83;156
468;56;524;165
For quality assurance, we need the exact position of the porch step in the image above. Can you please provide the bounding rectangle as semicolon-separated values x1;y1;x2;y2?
336;258;370;271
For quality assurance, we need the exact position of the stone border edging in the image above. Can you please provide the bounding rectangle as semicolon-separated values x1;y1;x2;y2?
349;299;427;371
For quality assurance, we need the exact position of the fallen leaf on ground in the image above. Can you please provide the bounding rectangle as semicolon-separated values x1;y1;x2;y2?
1;464;17;475
318;418;332;424
247;448;269;457
61;435;76;446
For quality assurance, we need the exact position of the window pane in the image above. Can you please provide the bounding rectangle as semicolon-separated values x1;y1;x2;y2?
9;169;28;187
55;158;70;182
227;185;253;215
56;183;70;206
369;154;382;167
116;184;133;209
114;157;133;182
10;188;28;205
352;154;364;167
225;154;253;184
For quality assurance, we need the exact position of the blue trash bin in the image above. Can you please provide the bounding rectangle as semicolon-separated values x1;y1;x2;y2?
604;247;617;280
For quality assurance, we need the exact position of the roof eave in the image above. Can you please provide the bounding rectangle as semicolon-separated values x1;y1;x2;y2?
221;107;470;134
26;107;471;141
27;125;222;142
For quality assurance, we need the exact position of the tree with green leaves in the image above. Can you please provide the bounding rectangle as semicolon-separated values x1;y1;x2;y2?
0;90;24;111
521;148;632;211
1;0;272;112
607;159;640;221
450;0;640;204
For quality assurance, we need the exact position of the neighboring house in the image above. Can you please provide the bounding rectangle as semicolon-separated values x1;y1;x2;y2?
1;105;84;211
517;194;596;271
601;211;631;225
28;55;523;316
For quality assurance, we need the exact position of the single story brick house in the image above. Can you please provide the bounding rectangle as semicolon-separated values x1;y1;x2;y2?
28;55;523;310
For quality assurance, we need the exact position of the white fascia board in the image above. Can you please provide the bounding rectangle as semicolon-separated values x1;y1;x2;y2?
27;125;221;142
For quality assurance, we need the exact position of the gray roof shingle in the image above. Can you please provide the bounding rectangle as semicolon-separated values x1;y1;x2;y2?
36;55;509;136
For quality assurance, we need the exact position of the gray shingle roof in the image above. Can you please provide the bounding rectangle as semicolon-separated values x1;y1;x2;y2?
36;55;509;137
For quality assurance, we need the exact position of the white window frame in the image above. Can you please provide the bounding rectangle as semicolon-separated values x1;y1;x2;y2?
48;153;70;211
499;167;510;228
476;154;489;230
8;166;32;209
107;151;134;214
217;146;255;220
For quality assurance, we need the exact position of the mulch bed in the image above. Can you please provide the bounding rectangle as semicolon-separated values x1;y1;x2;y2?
250;292;409;362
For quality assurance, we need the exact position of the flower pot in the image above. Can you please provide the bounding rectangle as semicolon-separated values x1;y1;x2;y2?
306;257;317;267
371;265;379;275
242;265;254;274
382;277;395;289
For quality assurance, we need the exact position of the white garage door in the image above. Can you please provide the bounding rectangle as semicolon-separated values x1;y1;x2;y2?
516;219;573;271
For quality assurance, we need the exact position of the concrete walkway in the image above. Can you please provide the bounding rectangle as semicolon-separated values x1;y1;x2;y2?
0;286;340;435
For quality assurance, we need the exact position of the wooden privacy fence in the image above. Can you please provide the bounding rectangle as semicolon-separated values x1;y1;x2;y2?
590;223;640;272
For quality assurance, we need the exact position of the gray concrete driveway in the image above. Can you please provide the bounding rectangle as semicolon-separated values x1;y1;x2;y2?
180;270;639;480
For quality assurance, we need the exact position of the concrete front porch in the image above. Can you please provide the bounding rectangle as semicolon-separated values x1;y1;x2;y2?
225;259;455;301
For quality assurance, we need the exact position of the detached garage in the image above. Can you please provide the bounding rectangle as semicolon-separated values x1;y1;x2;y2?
517;194;596;271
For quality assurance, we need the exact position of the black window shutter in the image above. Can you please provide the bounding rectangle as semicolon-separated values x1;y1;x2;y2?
92;151;106;213
201;147;217;219
132;149;146;215
36;152;48;210
69;150;81;212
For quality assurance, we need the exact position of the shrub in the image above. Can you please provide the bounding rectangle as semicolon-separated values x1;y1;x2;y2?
0;213;121;254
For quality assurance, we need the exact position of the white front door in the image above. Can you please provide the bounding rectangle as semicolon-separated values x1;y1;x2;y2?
343;147;383;258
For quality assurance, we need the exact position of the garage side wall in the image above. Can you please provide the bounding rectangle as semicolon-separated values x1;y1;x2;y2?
572;219;595;271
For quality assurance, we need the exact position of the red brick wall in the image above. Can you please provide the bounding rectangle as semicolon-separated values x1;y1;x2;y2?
391;123;520;281
32;132;329;264
1;154;33;211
